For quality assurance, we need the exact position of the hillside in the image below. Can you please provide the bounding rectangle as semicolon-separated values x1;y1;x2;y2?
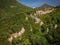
0;0;60;45
37;6;60;45
0;0;35;45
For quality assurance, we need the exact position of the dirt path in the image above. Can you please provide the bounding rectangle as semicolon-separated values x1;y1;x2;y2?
30;15;44;26
8;27;25;42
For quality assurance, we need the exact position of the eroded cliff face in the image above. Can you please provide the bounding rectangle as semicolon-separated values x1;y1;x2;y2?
36;9;54;15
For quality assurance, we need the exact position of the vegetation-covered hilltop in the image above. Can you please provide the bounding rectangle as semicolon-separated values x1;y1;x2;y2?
0;0;60;45
35;4;53;10
0;0;33;13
